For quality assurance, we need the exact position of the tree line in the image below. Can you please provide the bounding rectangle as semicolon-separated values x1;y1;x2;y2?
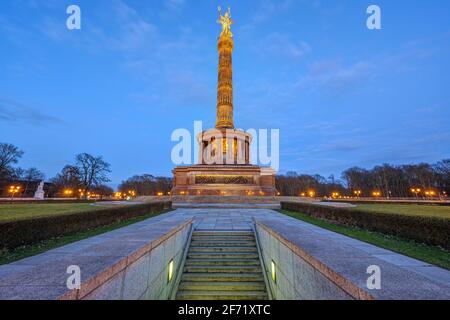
118;174;172;197
2;142;449;198
276;160;449;198
0;143;112;198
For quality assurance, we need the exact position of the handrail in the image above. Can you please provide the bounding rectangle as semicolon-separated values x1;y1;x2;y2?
252;221;275;300
169;221;195;300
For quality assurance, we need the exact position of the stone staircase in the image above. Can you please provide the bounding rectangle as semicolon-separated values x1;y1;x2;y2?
176;230;268;300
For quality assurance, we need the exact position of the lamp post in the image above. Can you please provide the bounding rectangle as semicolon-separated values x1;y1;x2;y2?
8;185;21;199
354;190;362;198
411;188;421;200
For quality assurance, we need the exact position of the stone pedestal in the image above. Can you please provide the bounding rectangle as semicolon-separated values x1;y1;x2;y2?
172;165;277;196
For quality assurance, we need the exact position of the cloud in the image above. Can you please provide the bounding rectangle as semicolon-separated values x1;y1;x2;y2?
258;33;311;60
239;0;294;33
164;0;185;13
296;60;375;95
0;98;62;126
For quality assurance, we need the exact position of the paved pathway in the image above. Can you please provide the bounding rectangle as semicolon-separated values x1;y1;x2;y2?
1;207;449;300
170;208;450;299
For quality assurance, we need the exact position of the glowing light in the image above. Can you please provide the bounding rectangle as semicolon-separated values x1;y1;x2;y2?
271;260;277;283
8;185;21;196
425;190;436;197
331;192;340;199
168;260;174;283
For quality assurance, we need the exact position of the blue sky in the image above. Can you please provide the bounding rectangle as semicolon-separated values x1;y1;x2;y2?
1;0;449;187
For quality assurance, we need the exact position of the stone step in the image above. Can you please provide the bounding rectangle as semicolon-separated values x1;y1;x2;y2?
192;235;255;241
188;252;259;259
186;258;261;266
185;265;262;274
191;240;256;247
176;290;268;301
176;229;268;301
189;246;258;253
193;231;254;237
182;272;264;282
179;281;266;292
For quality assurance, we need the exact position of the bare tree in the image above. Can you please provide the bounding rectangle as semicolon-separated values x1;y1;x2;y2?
75;153;111;196
50;165;82;196
0;143;24;179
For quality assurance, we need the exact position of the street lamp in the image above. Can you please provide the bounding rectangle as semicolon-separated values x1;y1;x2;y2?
425;190;436;198
372;191;381;198
8;185;21;199
411;188;421;199
331;192;340;199
354;190;362;198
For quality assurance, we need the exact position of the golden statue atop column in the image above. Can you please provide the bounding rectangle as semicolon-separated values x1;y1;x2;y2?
217;6;233;38
216;6;235;129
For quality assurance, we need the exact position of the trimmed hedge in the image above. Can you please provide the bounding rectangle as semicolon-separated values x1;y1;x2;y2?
281;202;450;250
0;200;96;205
0;202;172;249
321;199;450;207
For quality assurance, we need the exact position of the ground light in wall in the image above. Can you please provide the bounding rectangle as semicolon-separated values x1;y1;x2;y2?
168;259;174;283
271;260;277;283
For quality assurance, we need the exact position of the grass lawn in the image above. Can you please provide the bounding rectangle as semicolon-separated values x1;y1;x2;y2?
350;204;450;219
0;203;121;222
0;209;172;265
279;210;450;270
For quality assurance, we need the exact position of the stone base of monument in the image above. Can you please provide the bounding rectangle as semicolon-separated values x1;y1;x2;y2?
171;165;278;196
